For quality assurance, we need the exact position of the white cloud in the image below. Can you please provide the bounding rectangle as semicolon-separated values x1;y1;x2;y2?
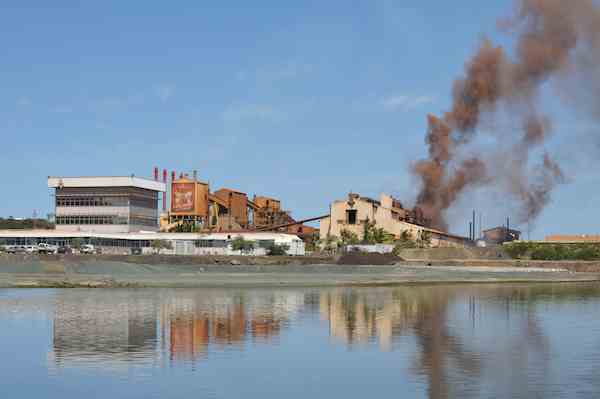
381;94;435;111
222;104;284;123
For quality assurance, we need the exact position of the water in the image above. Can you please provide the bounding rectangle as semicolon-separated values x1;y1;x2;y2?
1;284;600;398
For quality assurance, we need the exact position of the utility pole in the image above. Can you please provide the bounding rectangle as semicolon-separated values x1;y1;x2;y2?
472;210;476;241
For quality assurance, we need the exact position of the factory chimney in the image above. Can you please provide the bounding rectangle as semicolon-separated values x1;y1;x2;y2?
162;169;167;212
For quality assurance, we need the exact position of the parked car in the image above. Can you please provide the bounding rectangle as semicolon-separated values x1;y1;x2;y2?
79;244;96;254
23;245;38;254
37;243;58;254
57;246;73;254
4;245;23;254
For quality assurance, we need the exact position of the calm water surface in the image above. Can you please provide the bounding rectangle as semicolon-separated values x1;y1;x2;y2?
1;284;600;398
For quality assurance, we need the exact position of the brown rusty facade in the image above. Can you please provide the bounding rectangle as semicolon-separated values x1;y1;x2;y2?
162;171;315;239
169;175;209;225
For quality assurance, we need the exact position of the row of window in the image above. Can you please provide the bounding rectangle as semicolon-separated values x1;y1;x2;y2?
55;216;129;225
56;196;157;209
194;239;228;248
129;217;159;227
57;197;127;207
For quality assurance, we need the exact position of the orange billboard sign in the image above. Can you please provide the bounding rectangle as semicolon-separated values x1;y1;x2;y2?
172;183;195;212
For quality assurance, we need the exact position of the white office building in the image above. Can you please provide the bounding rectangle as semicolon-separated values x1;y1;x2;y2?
48;176;166;233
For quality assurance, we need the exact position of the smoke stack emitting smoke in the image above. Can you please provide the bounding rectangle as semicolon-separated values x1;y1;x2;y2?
414;0;599;230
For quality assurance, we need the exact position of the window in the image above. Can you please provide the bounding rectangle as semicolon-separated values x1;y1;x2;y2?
346;209;357;225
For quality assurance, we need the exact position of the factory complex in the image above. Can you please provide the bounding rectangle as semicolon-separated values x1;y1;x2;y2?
0;168;481;256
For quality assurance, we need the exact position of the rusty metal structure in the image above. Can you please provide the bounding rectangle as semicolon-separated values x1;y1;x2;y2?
158;169;317;239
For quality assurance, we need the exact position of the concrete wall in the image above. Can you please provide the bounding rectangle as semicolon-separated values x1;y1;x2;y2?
320;194;425;241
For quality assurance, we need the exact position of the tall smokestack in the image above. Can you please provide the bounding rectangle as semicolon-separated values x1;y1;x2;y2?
153;167;159;181
162;169;167;212
193;170;198;181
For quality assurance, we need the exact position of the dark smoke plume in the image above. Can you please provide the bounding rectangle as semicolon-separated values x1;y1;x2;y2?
414;0;600;230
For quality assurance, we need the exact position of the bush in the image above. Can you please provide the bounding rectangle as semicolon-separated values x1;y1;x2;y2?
231;236;255;254
572;245;600;260
530;245;563;261
391;230;418;255
504;242;533;259
266;243;290;256
418;230;432;248
340;229;360;246
507;242;600;261
362;221;394;244
151;239;173;254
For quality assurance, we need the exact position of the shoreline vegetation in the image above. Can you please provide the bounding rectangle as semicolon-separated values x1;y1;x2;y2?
0;251;599;288
504;242;600;261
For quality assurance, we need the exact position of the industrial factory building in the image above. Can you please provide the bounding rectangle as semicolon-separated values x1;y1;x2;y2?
160;170;316;240
1;170;309;256
0;230;306;256
48;176;166;233
320;193;470;247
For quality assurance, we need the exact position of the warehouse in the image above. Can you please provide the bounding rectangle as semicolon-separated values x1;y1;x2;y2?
0;230;305;256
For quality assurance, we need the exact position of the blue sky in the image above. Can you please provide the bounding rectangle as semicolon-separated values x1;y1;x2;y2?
1;1;598;238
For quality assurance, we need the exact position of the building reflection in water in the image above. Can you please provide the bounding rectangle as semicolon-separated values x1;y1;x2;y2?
49;285;572;398
317;285;565;399
51;290;303;367
52;291;159;368
319;287;425;351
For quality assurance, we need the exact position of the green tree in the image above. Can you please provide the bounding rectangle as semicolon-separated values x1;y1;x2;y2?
318;234;339;254
362;220;394;244
418;230;432;248
231;236;255;254
70;238;84;250
393;230;417;255
305;232;320;252
266;243;290;256
151;239;172;254
340;229;360;246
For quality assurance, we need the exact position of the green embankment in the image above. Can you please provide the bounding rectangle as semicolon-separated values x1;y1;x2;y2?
505;242;600;261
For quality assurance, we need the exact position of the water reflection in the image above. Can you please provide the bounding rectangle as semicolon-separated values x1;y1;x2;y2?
52;291;159;367
50;290;303;367
2;284;596;398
